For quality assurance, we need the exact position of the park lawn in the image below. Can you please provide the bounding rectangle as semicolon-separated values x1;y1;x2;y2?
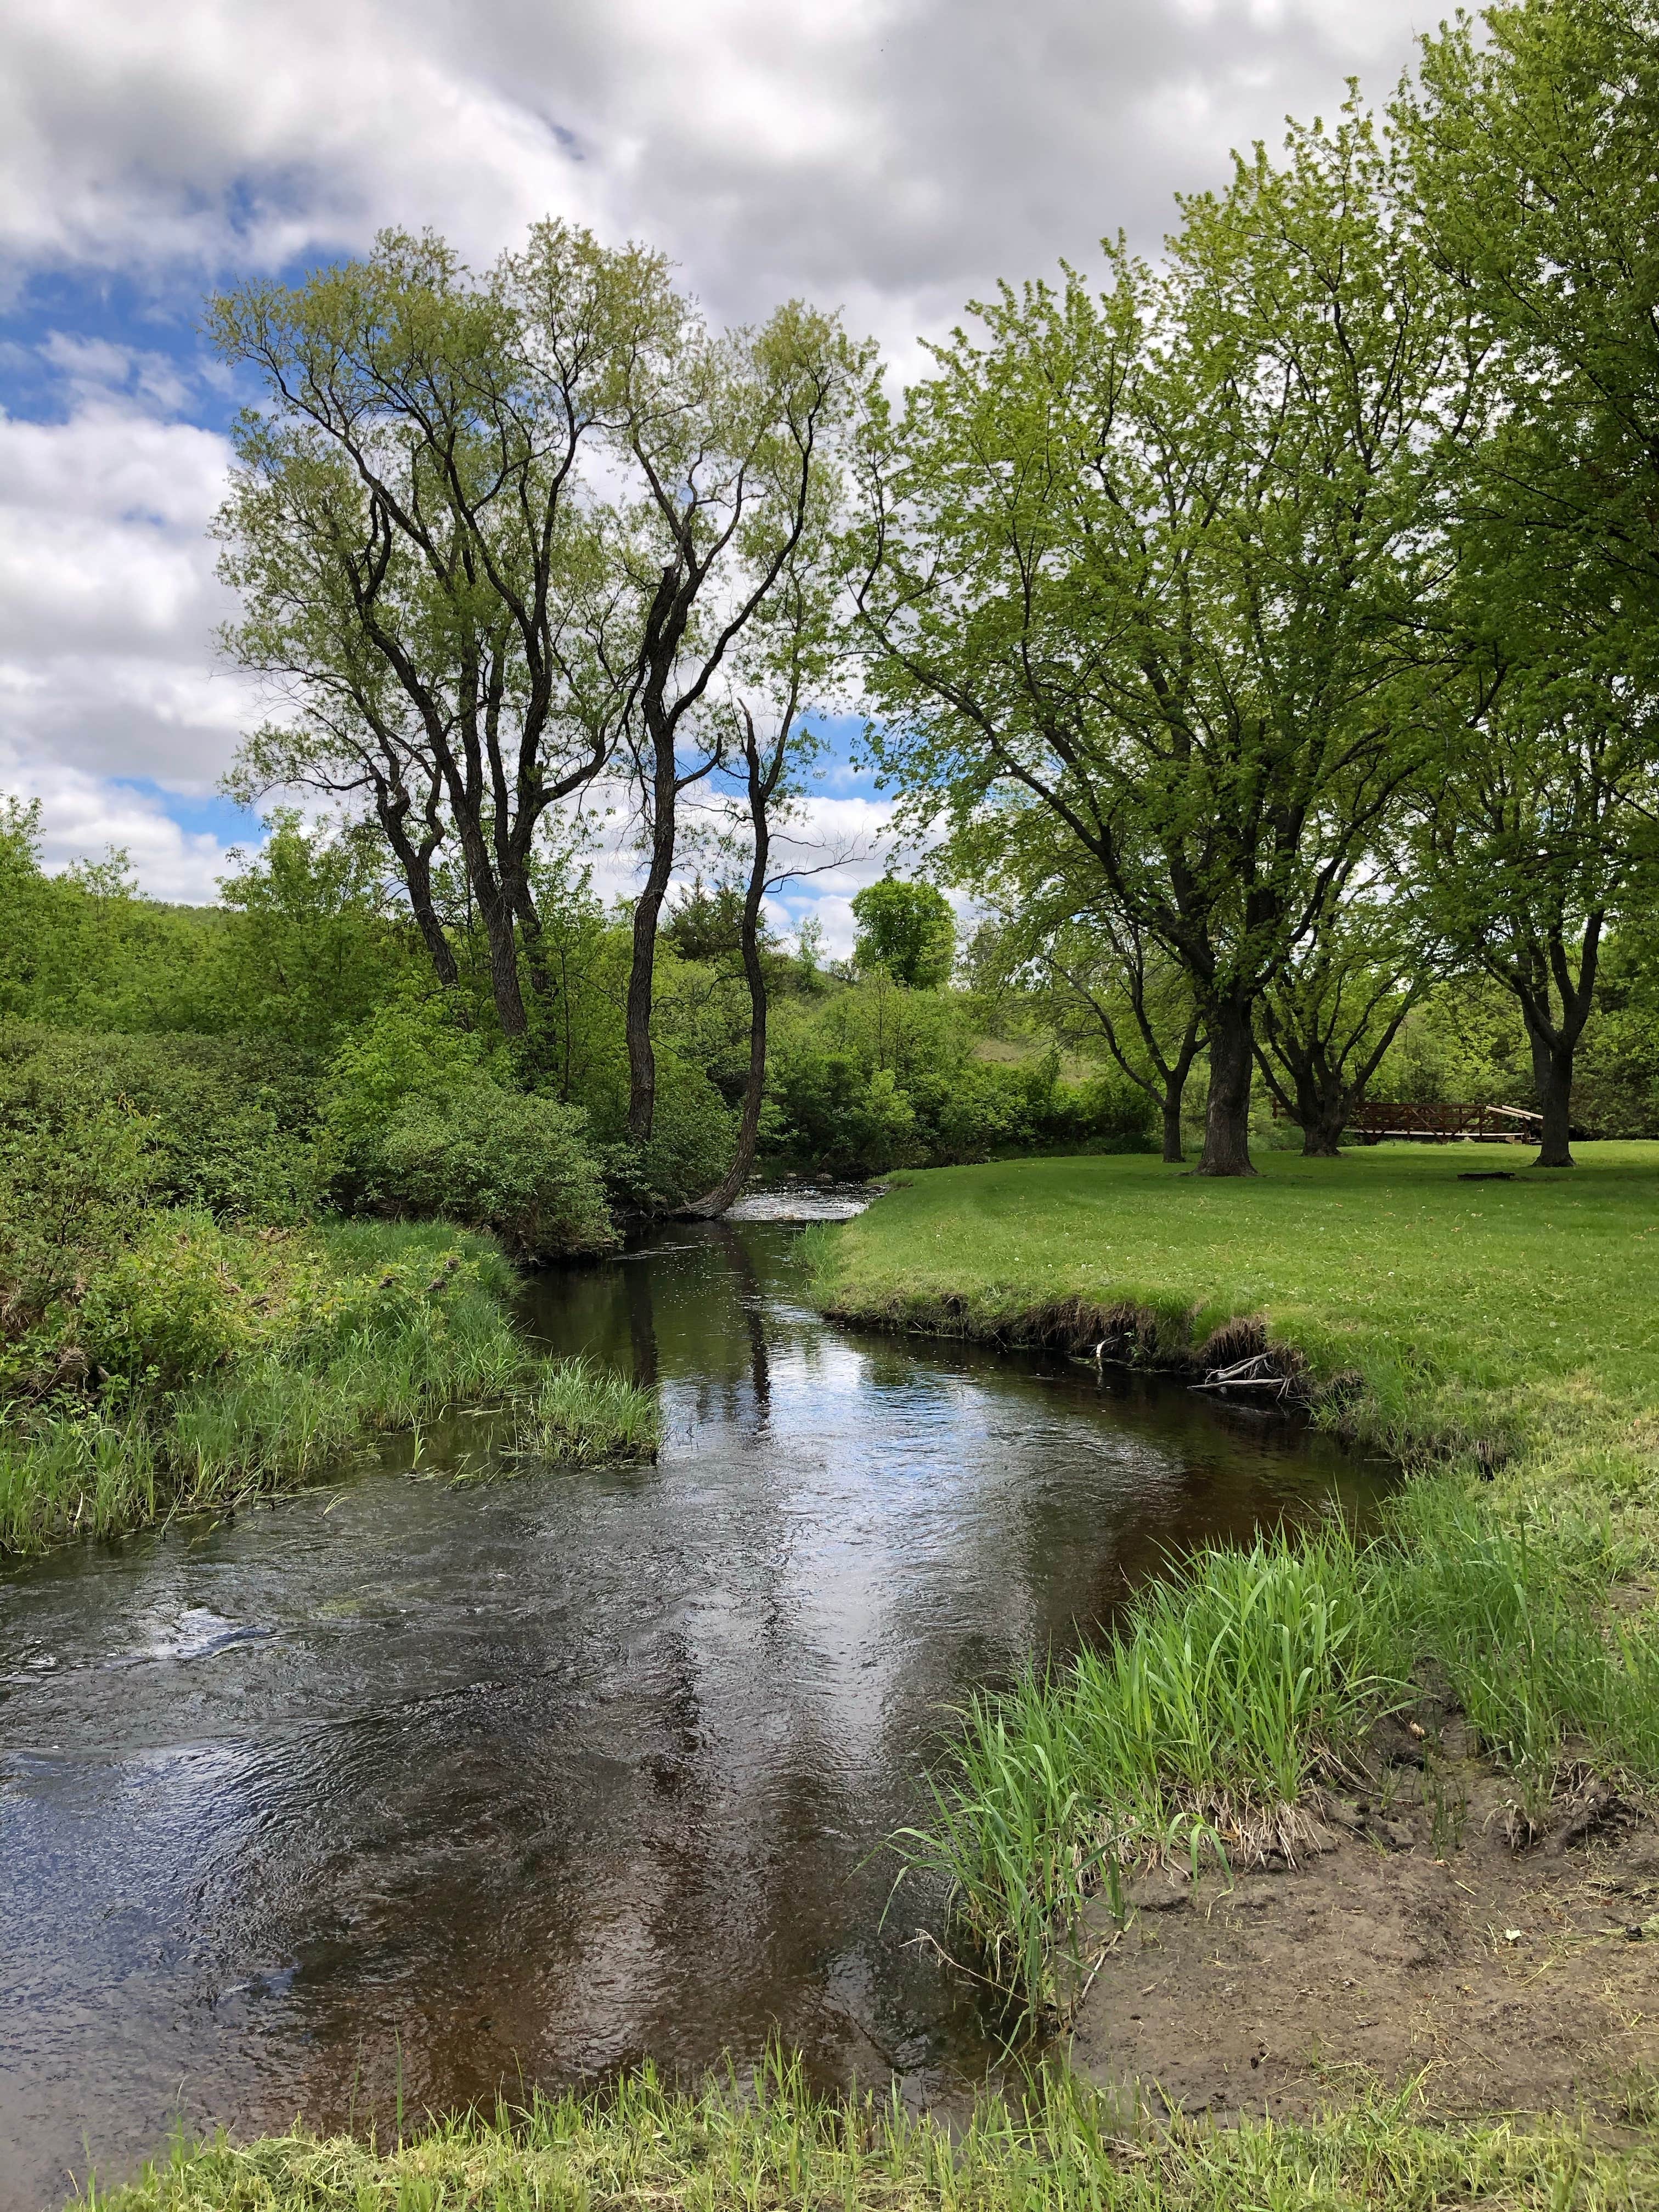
811;1142;1659;1490
807;1142;1659;2022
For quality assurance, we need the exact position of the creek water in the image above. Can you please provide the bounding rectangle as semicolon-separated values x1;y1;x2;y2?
0;1201;1388;2211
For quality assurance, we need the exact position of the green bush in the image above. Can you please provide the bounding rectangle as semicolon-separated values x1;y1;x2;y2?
766;1012;1154;1175
0;1024;323;1223
597;1060;737;1211
369;1082;615;1257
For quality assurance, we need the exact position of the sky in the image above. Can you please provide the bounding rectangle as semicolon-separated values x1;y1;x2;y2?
0;0;1431;950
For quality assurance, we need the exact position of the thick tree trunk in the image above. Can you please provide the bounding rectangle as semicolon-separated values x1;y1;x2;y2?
1160;1090;1185;1165
481;890;528;1036
1300;1113;1345;1159
1527;1022;1577;1168
406;870;459;989
1198;995;1256;1176
686;929;767;1216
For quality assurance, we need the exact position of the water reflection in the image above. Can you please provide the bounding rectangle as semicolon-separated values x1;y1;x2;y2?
0;1218;1387;2211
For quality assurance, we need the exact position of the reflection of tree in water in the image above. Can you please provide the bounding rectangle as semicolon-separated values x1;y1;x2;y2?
624;1252;659;1390
713;1222;770;1413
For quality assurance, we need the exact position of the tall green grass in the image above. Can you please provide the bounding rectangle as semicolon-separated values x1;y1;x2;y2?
0;1222;660;1554
511;1354;661;1465
74;2047;1659;2212
905;1491;1659;2019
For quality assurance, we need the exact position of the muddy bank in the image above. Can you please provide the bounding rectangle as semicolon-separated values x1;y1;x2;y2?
1071;1747;1659;2123
820;1290;1339;1409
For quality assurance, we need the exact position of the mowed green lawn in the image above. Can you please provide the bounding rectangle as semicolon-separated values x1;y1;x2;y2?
815;1143;1659;1465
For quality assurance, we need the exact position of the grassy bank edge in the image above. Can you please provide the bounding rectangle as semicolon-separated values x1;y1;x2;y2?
74;2052;1659;2212
1;1221;658;1558
801;1156;1659;2022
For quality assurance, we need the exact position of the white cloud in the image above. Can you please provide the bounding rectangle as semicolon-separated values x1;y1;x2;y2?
0;386;256;795
3;2;1429;334
0;0;1432;901
0;743;240;900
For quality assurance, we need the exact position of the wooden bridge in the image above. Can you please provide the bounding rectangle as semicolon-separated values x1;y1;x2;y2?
1272;1100;1545;1144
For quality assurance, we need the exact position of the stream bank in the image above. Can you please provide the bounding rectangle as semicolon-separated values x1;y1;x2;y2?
0;1203;1385;2211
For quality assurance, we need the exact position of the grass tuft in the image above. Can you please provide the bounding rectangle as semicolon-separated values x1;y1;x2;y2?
72;2048;1659;2212
511;1355;661;1465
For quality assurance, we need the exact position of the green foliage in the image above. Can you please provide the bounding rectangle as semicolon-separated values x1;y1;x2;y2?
512;1355;660;1464
855;104;1477;1172
215;811;415;1051
76;2041;1659;2212
765;977;1153;1173
596;1058;738;1211
0;1221;534;1555
851;876;956;989
0;1024;324;1223
319;986;488;1167
369;1085;615;1259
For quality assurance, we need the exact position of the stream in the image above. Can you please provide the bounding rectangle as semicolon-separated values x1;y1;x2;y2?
0;1199;1389;2210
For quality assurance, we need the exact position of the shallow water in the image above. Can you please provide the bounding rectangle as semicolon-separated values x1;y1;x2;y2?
0;1208;1388;2210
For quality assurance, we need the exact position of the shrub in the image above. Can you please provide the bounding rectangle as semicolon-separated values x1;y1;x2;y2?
597;1061;737;1211
0;1023;323;1223
369;1082;615;1258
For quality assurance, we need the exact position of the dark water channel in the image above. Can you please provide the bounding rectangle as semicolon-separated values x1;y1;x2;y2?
0;1205;1389;2210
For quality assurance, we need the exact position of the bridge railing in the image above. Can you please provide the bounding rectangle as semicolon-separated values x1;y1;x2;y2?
1269;1099;1544;1143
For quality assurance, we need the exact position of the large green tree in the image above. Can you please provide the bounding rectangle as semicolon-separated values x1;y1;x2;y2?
855;109;1482;1173
1399;0;1659;1164
215;226;658;1037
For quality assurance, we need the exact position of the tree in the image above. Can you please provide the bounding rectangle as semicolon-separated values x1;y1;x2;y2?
684;515;851;1215
213;225;662;1040
1403;0;1659;650
1253;889;1431;1156
1036;915;1204;1165
1398;0;1659;1165
613;299;871;1142
1415;662;1658;1164
851;877;956;990
855;108;1483;1172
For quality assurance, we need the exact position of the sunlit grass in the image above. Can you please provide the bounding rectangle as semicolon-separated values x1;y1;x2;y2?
907;1491;1659;2016
511;1354;661;1465
0;1223;658;1554
75;2049;1659;2212
812;1147;1659;2017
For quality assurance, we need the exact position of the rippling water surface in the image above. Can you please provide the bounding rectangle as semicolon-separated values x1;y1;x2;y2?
0;1204;1387;2210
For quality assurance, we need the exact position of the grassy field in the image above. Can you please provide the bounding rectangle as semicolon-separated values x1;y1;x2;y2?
811;1144;1659;2016
0;1221;657;1556
810;1144;1659;1465
76;2053;1659;2212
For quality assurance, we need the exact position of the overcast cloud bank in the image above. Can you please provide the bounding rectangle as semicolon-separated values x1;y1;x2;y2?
0;0;1427;939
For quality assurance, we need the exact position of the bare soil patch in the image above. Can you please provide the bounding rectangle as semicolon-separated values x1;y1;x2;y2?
1070;1748;1659;2124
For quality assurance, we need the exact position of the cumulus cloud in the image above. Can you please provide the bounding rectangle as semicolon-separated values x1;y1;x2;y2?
1;0;1431;905
0;743;242;900
4;1;1429;331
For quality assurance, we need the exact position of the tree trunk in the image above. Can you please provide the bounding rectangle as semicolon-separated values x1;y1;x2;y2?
480;888;528;1036
1527;1020;1576;1168
1160;1089;1185;1165
1198;995;1256;1176
405;865;459;989
1300;1111;1345;1159
687;709;776;1217
624;816;677;1144
686;925;766;1216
